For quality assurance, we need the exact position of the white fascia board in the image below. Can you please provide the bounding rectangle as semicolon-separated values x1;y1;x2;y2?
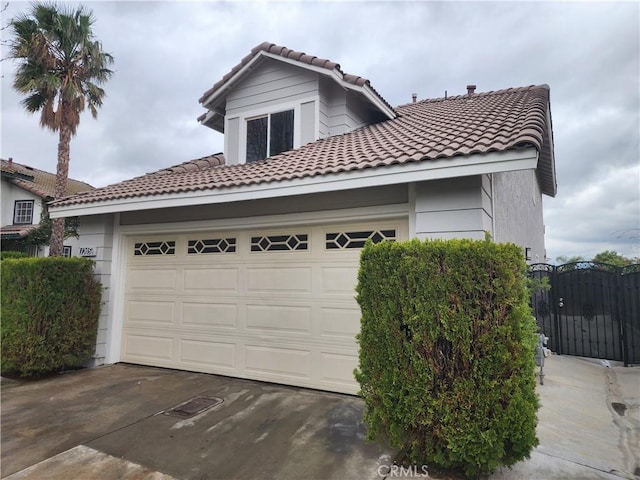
50;148;538;218
201;110;215;123
201;54;264;109
258;52;395;119
202;51;395;120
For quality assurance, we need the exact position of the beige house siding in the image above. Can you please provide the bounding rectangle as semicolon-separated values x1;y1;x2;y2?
120;185;409;226
319;77;370;137
413;176;493;241
76;214;115;365
300;100;317;146
226;59;319;116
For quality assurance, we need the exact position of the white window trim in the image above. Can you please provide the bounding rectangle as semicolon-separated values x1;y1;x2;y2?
235;96;318;164
63;245;72;258
14;200;35;225
245;110;294;162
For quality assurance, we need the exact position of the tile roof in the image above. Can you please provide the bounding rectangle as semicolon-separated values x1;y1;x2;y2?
198;41;394;118
1;159;94;199
51;84;555;208
0;224;39;239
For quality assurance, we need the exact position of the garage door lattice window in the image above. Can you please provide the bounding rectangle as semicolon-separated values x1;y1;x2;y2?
188;238;236;254
134;241;176;256
325;230;396;249
251;234;308;252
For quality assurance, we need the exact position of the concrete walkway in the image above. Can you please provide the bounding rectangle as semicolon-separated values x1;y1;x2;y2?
1;355;638;479
492;355;639;480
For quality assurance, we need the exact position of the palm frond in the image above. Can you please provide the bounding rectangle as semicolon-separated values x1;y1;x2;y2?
8;1;113;135
21;92;47;113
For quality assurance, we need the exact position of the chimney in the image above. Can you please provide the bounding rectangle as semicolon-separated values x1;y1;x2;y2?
411;93;417;103
467;84;476;96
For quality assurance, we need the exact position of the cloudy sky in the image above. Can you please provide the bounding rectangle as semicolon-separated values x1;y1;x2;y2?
1;1;639;262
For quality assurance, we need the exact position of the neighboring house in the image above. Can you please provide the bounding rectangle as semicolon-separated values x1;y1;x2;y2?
1;158;94;257
49;42;557;394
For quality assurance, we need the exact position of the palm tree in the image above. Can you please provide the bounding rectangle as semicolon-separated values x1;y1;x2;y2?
9;2;113;256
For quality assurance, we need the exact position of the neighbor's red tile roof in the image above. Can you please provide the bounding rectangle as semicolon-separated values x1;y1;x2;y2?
51;84;555;208
1;159;94;199
198;41;394;115
0;224;40;239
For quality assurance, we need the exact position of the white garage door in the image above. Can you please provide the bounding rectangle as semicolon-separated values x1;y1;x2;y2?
121;219;407;394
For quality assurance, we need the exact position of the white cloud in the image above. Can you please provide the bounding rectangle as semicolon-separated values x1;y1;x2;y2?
1;1;638;262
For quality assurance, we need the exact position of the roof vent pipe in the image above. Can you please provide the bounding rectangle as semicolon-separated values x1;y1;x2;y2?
8;157;13;164
412;93;417;103
467;84;476;96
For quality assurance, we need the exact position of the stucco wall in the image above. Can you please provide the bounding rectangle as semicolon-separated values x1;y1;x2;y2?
1;179;45;229
2;179;88;257
492;169;546;263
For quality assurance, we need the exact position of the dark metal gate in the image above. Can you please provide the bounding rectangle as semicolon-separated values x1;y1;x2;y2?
530;262;640;366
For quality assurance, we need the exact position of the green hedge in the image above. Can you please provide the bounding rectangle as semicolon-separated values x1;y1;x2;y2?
355;238;539;478
1;251;29;260
1;257;102;376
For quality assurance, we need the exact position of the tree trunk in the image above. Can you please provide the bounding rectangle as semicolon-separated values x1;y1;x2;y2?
49;120;72;257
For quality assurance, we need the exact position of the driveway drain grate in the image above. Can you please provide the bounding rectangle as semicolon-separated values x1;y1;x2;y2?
611;402;627;416
165;396;223;418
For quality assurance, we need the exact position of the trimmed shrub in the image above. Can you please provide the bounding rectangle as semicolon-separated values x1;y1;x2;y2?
1;251;29;260
355;238;539;478
1;257;102;376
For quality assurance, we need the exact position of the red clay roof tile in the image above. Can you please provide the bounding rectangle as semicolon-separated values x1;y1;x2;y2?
52;85;555;208
198;42;393;114
1;159;94;199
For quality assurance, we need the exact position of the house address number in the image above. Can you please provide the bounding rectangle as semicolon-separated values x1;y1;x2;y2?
79;247;97;257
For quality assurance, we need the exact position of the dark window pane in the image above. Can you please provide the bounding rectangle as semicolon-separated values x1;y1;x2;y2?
246;117;267;162
348;231;374;239
270;110;294;156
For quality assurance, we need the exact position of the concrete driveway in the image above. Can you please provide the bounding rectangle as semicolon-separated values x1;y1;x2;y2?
2;356;639;480
1;365;393;480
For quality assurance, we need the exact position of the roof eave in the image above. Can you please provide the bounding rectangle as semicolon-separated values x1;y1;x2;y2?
0;225;38;239
199;110;225;133
200;52;265;110
199;50;395;121
1;171;34;182
49;148;538;218
9;179;48;200
544;102;558;197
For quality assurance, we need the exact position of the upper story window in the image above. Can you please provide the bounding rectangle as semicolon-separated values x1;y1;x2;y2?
246;109;294;162
13;200;34;225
